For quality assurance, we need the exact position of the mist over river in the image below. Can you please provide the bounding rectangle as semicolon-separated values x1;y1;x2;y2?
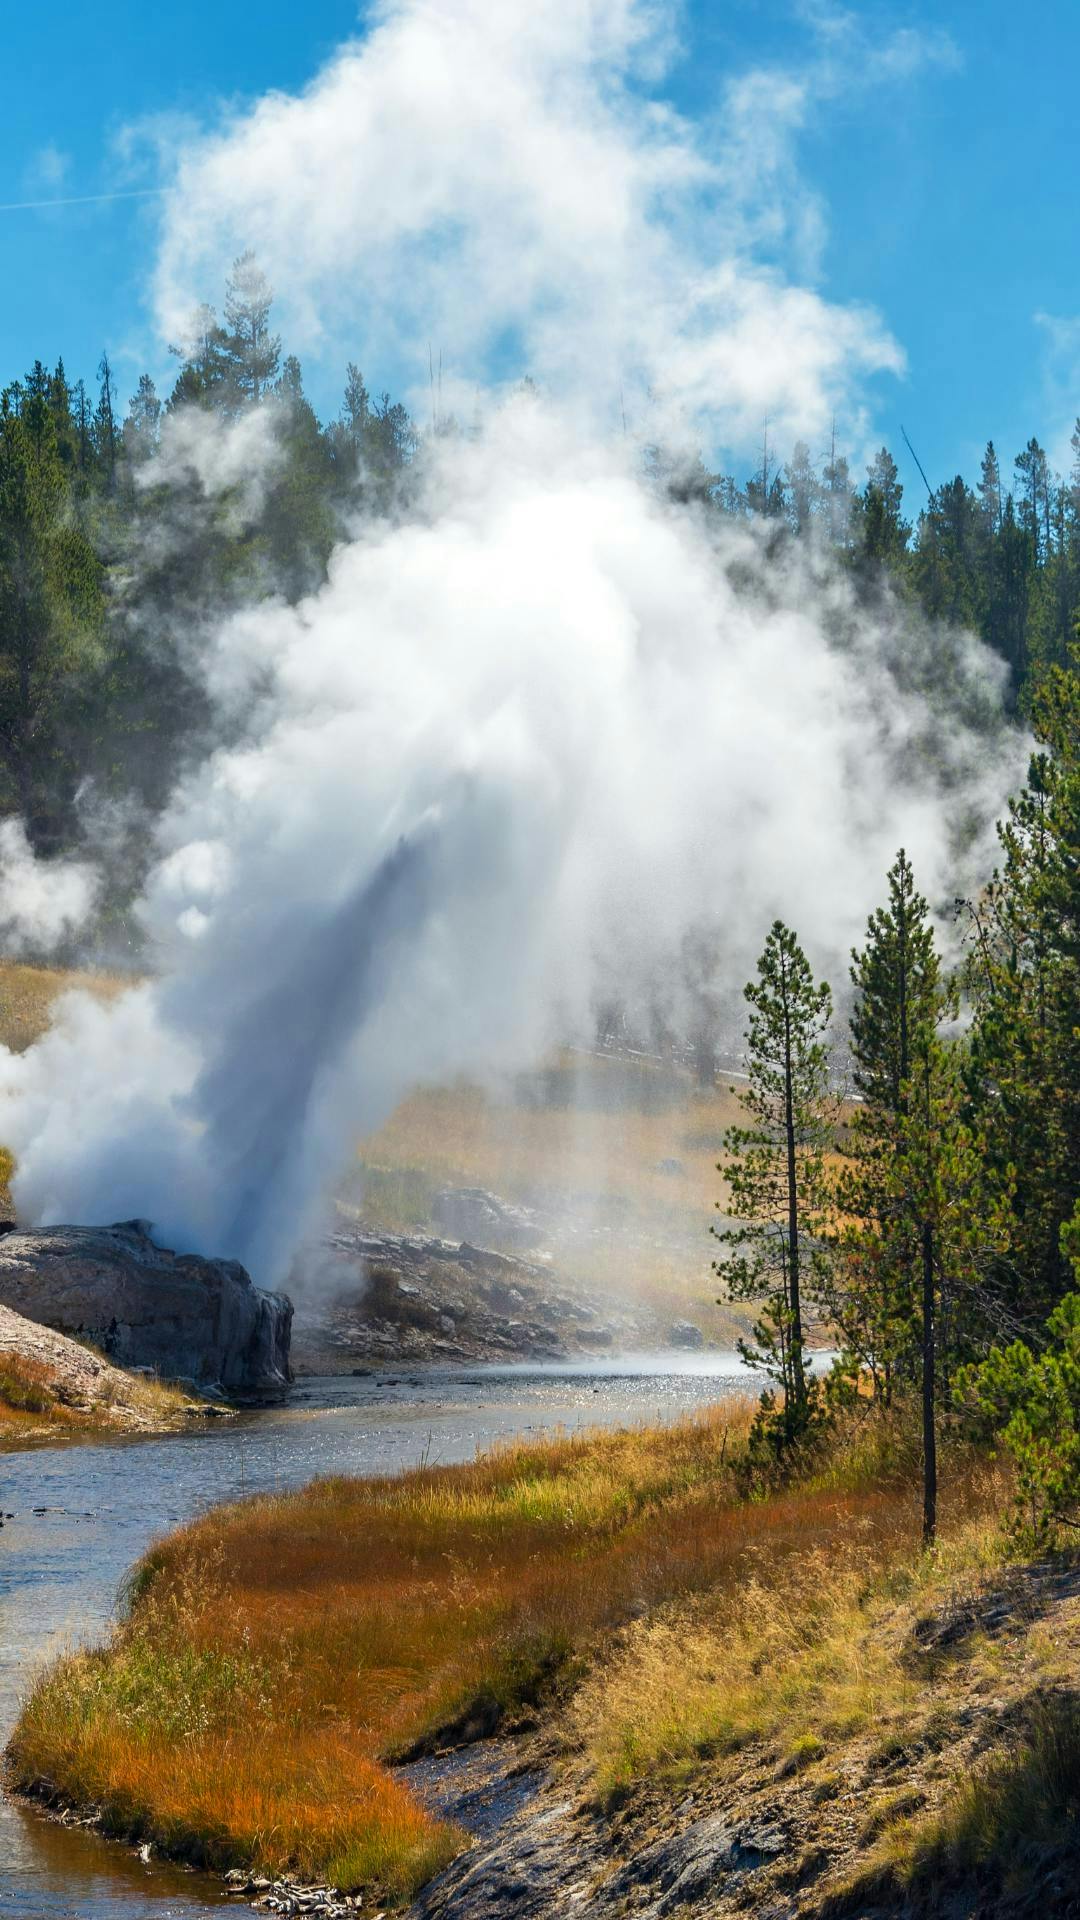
1;1354;762;1920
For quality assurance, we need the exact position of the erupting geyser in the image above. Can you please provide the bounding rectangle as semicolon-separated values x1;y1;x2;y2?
0;0;1027;1298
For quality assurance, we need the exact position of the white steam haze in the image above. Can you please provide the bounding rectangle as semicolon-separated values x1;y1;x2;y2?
0;823;99;957
0;0;1026;1288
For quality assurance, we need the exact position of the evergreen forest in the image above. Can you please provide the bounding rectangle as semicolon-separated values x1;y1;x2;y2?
4;249;1080;887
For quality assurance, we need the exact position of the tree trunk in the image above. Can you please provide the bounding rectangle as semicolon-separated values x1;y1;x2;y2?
784;988;806;1419
921;1218;937;1547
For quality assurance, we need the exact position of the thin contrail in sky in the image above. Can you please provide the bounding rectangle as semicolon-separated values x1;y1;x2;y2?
0;186;167;215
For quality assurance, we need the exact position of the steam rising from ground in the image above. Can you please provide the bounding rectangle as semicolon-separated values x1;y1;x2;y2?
0;0;1025;1285
0;824;99;957
0;408;1022;1283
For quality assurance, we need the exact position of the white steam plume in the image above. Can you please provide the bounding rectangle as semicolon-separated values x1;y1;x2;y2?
0;823;99;957
0;409;1022;1282
0;1;1024;1286
147;0;907;450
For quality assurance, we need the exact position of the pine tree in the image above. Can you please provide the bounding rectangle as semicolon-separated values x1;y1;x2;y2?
1015;437;1051;561
124;375;162;461
983;493;1034;692
784;440;818;536
978;441;1002;535
896;1033;1002;1544
1069;420;1080;530
220;251;281;407
167;303;230;411
822;440;855;548
855;446;910;570
910;477;983;629
0;401;103;837
94;352;118;491
72;379;91;477
47;361;78;472
259;356;336;594
715;922;834;1433
823;851;940;1402
964;653;1080;1330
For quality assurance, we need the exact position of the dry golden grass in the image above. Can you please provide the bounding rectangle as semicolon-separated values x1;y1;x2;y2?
0;960;129;1055
574;1452;1009;1803
9;1408;1007;1901
0;1351;82;1432
0;1336;198;1443
365;1067;745;1222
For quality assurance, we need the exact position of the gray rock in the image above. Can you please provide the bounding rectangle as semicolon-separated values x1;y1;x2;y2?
669;1319;704;1350
0;1219;291;1395
431;1186;540;1252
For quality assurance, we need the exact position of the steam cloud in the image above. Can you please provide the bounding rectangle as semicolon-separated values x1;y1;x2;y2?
0;1;1026;1286
0;823;99;957
148;0;913;447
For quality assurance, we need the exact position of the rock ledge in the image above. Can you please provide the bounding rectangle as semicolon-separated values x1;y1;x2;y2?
0;1220;292;1395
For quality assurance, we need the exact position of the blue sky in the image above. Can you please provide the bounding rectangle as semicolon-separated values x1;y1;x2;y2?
2;0;1079;509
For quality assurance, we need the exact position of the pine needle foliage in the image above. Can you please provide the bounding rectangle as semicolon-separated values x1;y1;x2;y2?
715;920;834;1435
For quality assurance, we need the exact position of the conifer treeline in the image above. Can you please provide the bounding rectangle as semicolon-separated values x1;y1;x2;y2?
2;246;1079;869
670;428;1080;700
717;663;1080;1543
0;252;416;862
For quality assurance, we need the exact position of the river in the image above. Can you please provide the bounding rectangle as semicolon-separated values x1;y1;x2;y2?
0;1354;758;1920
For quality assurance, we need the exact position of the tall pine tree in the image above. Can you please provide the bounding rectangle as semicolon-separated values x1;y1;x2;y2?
715;922;833;1434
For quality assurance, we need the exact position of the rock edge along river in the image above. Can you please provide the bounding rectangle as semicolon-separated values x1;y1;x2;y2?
1;1355;761;1920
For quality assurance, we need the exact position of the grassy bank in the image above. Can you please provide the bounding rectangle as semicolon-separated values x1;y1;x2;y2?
0;1315;202;1446
8;1408;1011;1903
0;1351;85;1435
559;1439;1080;1919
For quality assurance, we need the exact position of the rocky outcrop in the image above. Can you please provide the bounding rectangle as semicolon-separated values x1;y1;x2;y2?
0;1300;207;1435
290;1221;623;1372
430;1187;542;1253
0;1220;292;1395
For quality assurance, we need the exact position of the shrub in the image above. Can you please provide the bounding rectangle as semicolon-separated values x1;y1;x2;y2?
959;1291;1080;1548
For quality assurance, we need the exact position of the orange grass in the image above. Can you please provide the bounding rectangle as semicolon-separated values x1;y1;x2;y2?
0;1350;86;1435
6;1407;999;1900
0;1342;197;1445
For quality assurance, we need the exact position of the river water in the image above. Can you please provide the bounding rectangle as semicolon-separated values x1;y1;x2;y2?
0;1355;757;1920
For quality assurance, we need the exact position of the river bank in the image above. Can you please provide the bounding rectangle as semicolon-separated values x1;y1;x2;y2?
400;1535;1080;1920
11;1375;1070;1920
0;1353;757;1919
0;1300;210;1446
9;1405;768;1900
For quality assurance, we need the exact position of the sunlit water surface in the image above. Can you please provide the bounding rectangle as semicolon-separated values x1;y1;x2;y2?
0;1354;760;1918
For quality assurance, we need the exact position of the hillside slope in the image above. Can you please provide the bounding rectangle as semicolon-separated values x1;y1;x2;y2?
0;1300;210;1443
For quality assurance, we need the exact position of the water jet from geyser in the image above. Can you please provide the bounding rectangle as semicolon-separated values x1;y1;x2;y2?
0;412;1027;1295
